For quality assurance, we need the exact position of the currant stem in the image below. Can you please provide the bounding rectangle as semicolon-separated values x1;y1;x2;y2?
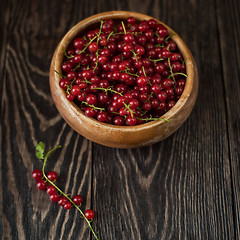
97;20;103;44
123;103;134;118
170;72;188;78
54;70;66;79
66;78;76;94
73;63;81;71
124;67;139;77
41;146;99;240
168;57;176;83
63;48;74;59
107;31;114;41
80;36;97;54
92;86;123;96
149;58;164;62
82;101;105;111
131;50;139;62
165;33;176;43
136;116;169;122
121;21;127;34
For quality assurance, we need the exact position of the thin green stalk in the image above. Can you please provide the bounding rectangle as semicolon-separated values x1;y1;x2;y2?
92;87;123;96
79;36;97;54
82;101;105;112
165;33;176;43
168;57;176;83
121;21;127;34
149;58;164;62
54;70;65;79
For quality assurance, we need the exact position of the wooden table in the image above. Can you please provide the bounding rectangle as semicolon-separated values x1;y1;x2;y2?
1;0;239;239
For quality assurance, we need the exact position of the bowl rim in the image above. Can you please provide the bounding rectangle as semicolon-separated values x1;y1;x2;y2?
50;10;196;132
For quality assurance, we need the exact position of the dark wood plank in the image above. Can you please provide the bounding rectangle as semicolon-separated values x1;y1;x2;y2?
92;0;235;239
0;0;95;239
215;0;240;238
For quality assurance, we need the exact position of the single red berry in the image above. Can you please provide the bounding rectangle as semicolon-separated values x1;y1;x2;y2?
73;54;82;63
166;40;177;51
138;21;149;32
66;93;75;101
59;78;70;90
36;179;47;191
46;185;57;195
127;17;136;24
77;92;86;101
177;79;186;87
123;43;134;52
156;24;168;37
73;37;85;49
50;192;60;202
129;98;139;109
172;62;181;72
98;92;109;104
64;202;72;210
85;209;95;220
167;100;176;109
86;93;97;105
61;61;72;72
113;116;125;126
170;52;182;62
32;169;43;181
143;101;152;111
126;116;137;126
72;195;83;206
47;171;58;182
137;75;148;87
66;71;77;81
88;42;99;53
151;98;160;108
70;85;81;96
97;111;108;122
151;84;161;94
162;79;173;89
157;91;168;102
148;19;157;29
85;107;96;117
123;33;135;43
175;86;184;95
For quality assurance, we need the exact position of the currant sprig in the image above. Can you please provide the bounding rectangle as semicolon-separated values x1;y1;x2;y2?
82;101;105;112
33;142;99;240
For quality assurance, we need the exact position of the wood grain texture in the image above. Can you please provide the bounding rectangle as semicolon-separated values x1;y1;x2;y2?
215;0;240;238
0;0;239;239
0;1;94;239
92;0;235;239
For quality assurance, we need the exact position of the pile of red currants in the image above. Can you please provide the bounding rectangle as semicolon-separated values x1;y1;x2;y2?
58;17;187;126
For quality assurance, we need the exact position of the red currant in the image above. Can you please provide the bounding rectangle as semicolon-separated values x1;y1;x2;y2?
72;195;83;206
47;171;58;182
32;169;43;181
50;193;60;202
85;209;95;220
46;185;57;195
36;179;47;191
64;202;72;210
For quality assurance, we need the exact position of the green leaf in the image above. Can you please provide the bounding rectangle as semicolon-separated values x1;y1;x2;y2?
36;141;45;159
36;151;44;159
36;141;44;151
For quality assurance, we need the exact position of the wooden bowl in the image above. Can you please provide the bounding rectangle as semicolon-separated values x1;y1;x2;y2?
49;11;198;148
